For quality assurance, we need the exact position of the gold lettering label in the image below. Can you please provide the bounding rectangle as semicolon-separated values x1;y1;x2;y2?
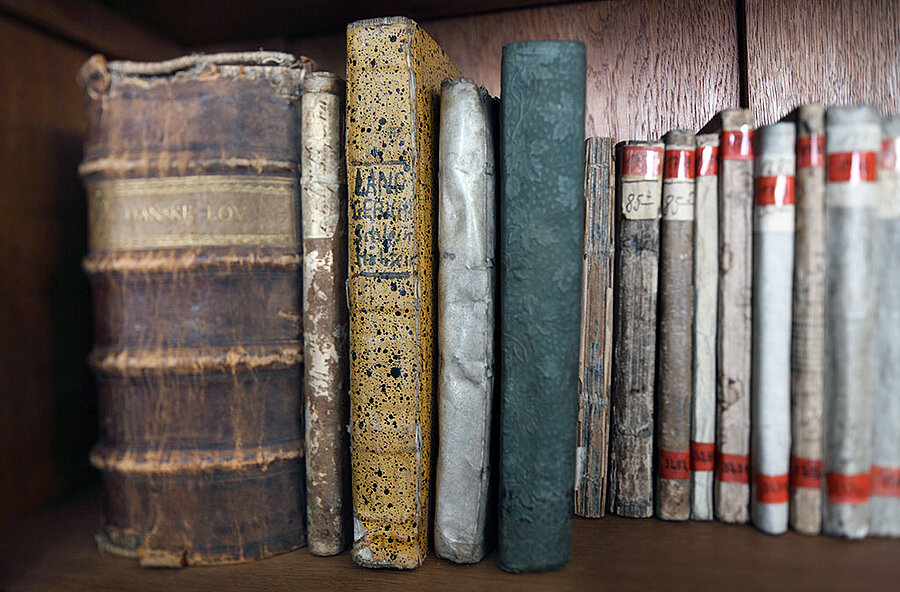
88;176;299;251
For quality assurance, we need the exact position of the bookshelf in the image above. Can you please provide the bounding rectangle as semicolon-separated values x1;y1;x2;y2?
0;0;897;588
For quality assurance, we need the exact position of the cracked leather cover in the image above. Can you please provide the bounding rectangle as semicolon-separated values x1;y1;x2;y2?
78;51;312;567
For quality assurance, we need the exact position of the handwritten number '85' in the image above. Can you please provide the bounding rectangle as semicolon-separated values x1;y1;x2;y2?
624;193;653;213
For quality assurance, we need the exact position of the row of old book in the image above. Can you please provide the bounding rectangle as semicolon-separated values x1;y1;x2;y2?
580;107;900;544
76;15;898;574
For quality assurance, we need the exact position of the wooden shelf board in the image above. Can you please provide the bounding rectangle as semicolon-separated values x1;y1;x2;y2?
0;488;897;591
94;0;576;46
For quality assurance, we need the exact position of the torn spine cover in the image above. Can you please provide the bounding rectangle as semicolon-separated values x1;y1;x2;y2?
302;71;350;556
609;140;663;518
575;137;615;518
434;77;498;563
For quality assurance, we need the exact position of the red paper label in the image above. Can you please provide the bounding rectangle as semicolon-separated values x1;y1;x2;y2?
827;151;878;182
797;135;825;169
826;472;871;505
756;473;789;504
790;456;822;489
622;146;664;179
871;465;900;497
883;138;900;171
721;129;754;160
691;441;715;472
659;450;690;480
696;145;718;177
716;453;750;484
755;175;795;206
664;148;695;180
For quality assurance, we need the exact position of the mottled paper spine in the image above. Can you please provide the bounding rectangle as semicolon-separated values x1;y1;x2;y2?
346;17;459;568
657;130;695;521
790;104;826;535
751;122;795;536
691;133;718;520
870;117;900;537
716;109;754;524
434;78;497;563
576;137;615;518
609;141;663;518
302;72;349;557
822;105;880;540
498;41;585;573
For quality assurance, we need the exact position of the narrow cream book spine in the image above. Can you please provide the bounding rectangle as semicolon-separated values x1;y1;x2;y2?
691;133;718;520
870;116;900;537
302;71;350;556
715;109;754;524
434;78;497;563
790;104;826;535
750;122;795;536
822;105;880;540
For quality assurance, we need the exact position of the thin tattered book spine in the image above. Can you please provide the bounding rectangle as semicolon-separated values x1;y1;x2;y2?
346;17;458;569
751;122;795;535
575;136;615;518
434;78;497;564
498;41;585;574
715;109;754;524
790;104;826;535
609;141;663;518
78;52;311;567
657;130;695;521
302;71;350;556
870;116;900;537
691;133;719;520
822;105;880;540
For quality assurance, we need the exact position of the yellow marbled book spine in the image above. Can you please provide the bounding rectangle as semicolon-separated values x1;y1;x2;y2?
345;16;458;568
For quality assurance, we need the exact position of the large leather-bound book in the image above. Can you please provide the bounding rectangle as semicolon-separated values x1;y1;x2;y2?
715;109;754;524
751;122;795;536
302;71;350;556
434;77;497;564
498;40;585;573
609;140;663;518
78;52;311;567
656;129;695;521
575;136;615;518
790;104;826;535
822;105;880;540
345;16;458;569
870;116;900;537
691;133;719;521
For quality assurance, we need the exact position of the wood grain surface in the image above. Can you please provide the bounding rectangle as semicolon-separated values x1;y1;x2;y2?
745;0;900;126
0;15;95;527
1;488;898;591
290;0;740;140
0;0;184;60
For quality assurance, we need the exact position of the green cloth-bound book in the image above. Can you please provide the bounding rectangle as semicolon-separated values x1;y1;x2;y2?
498;40;586;574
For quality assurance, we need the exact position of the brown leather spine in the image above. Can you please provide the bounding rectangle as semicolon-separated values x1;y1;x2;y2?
78;52;312;567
